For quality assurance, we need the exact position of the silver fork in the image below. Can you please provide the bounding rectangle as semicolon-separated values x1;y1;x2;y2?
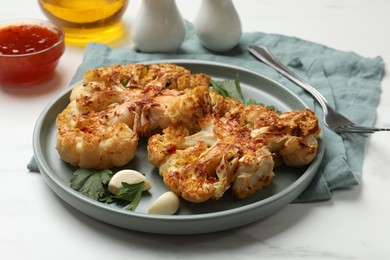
248;45;390;134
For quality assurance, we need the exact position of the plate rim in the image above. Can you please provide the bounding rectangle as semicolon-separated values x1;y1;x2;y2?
33;59;324;234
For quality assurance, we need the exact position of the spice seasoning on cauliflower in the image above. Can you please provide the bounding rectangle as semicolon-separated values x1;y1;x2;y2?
56;63;320;203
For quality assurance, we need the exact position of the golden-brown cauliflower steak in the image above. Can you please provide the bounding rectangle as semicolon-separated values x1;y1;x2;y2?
56;63;321;203
56;64;211;169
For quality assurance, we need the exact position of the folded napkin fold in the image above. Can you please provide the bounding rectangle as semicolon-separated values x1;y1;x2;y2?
28;23;384;202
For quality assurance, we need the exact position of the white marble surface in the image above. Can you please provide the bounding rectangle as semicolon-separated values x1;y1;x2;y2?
1;0;390;259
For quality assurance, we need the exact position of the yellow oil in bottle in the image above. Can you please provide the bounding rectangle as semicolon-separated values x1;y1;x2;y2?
38;0;129;46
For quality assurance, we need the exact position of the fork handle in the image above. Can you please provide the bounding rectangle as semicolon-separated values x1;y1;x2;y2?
248;45;329;113
337;126;390;133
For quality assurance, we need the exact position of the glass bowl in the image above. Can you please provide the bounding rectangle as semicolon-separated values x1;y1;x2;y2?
0;19;65;86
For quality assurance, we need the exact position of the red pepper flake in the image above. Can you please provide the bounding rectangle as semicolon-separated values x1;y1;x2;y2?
166;144;177;154
80;127;92;134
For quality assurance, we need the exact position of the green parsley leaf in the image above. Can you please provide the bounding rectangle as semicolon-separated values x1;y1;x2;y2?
121;77;131;87
99;170;112;185
211;76;281;112
69;169;145;211
210;75;245;103
247;99;260;105
121;77;141;89
69;169;94;190
79;174;106;200
99;194;114;204
123;190;143;211
70;169;113;201
113;182;145;211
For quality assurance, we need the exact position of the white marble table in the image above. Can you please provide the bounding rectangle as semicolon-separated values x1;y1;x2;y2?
1;0;390;259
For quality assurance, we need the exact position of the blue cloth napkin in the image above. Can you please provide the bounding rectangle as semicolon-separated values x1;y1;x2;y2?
28;23;384;202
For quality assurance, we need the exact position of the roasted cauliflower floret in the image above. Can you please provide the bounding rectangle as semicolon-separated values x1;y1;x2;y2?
209;89;245;123
147;115;275;202
233;146;274;199
247;107;321;167
83;63;211;90
83;63;148;87
148;116;238;202
56;100;139;169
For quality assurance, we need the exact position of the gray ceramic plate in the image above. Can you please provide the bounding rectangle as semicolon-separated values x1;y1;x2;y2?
33;60;324;235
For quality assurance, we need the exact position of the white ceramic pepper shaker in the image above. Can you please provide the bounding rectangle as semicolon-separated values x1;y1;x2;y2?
132;0;186;53
194;0;242;52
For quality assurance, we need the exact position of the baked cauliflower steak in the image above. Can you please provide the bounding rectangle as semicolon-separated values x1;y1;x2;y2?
56;64;211;169
56;63;321;203
148;114;275;202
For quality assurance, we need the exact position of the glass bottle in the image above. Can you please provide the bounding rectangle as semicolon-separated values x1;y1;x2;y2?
38;0;129;46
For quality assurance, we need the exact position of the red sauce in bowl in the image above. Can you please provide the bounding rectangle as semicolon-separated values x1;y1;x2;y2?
0;20;65;86
0;25;60;55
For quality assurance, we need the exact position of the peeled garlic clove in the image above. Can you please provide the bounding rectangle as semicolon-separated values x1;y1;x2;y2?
108;169;152;195
148;191;179;215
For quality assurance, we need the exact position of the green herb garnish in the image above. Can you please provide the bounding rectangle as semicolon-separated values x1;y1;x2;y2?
121;77;131;87
70;168;145;211
113;182;145;211
210;76;281;112
210;75;245;103
70;169;113;201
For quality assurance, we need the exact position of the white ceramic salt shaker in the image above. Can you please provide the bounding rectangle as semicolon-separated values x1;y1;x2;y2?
131;0;186;53
194;0;242;52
